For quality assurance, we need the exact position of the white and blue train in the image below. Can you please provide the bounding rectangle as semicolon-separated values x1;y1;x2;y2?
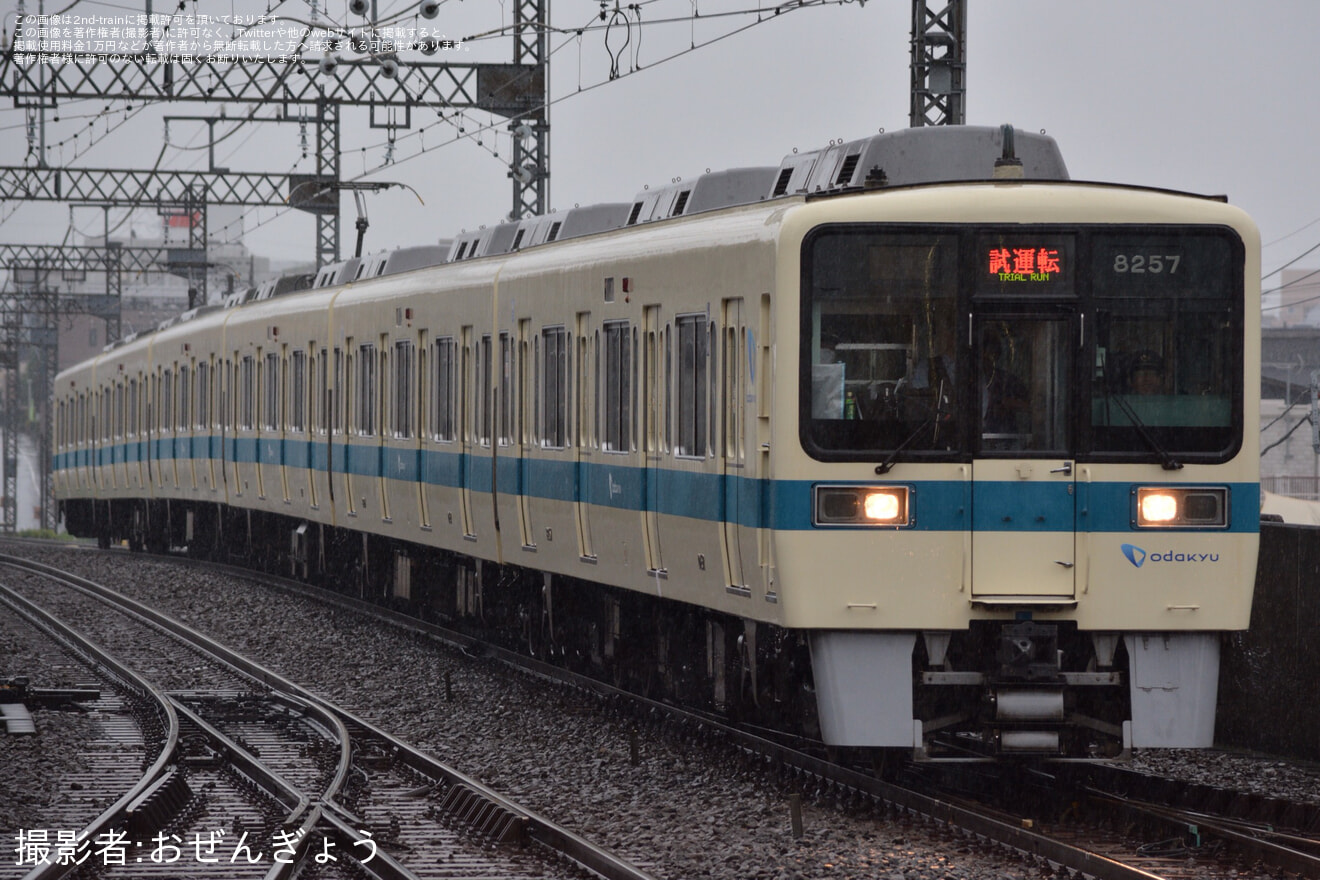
53;125;1261;759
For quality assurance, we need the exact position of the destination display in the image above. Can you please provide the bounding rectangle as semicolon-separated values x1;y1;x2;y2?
975;233;1075;295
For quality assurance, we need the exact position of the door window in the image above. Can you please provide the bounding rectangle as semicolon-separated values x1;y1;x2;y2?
977;318;1071;454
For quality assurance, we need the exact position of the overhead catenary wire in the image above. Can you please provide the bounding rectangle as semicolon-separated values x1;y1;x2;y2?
0;0;858;249
1261;413;1312;457
1261;266;1320;312
56;0;844;245
1261;238;1320;281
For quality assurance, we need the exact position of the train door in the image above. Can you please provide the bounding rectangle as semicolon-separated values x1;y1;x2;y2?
76;394;86;491
642;305;665;574
127;376;141;490
292;348;312;507
376;339;389;522
575;315;595;560
414;335;427;528
343;344;356;515
970;312;1077;599
202;358;217;494
279;350;292;504
720;297;749;591
181;363;197;491
222;359;235;499
516;319;534;548
459;326;474;537
309;348;323;509
255;354;269;499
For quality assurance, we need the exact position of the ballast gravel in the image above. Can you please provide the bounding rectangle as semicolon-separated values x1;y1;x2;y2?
3;542;1309;880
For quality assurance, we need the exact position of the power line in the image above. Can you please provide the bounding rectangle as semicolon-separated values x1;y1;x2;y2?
89;0;848;247
1264;213;1320;249
1261;412;1312;457
1261;266;1320;312
0;0;855;260
1262;237;1320;281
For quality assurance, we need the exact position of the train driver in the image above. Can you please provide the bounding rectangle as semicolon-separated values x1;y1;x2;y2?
1126;350;1166;395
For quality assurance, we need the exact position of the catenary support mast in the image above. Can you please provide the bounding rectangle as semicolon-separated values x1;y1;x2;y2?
910;0;966;126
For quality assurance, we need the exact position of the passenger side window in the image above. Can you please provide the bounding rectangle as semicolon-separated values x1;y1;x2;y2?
357;343;377;436
431;337;457;442
263;352;280;431
392;341;414;439
240;357;255;430
290;351;307;433
540;326;569;449
476;335;492;447
675;314;708;458
602;321;632;452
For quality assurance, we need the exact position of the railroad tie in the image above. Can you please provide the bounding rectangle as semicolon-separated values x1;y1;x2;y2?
126;768;194;838
0;702;36;735
437;781;528;845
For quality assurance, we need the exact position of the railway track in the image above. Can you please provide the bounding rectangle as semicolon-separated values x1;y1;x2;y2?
0;596;170;866
168;549;1320;880
0;553;657;880
5;542;1319;879
901;759;1320;879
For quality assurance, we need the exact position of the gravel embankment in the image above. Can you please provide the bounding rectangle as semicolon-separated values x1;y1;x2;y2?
4;543;1307;880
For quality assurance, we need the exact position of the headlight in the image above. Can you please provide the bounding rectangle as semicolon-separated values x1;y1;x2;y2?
1133;486;1228;528
815;485;910;527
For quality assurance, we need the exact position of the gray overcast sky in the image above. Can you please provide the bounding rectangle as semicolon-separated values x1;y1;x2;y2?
2;0;1318;285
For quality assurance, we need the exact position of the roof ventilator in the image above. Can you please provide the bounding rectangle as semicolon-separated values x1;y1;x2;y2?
835;153;861;186
772;167;794;197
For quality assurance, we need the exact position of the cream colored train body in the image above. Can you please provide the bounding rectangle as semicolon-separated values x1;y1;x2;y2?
54;127;1260;759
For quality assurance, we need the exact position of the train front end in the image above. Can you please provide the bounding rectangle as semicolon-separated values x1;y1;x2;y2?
773;179;1260;759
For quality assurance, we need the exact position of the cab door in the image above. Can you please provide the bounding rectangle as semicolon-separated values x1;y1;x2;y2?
971;313;1076;600
720;297;751;591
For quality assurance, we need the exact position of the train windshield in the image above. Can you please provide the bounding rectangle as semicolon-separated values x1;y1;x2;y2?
803;231;961;456
800;225;1244;463
1088;232;1240;455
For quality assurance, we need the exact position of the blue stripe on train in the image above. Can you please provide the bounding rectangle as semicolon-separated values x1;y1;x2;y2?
57;438;1260;534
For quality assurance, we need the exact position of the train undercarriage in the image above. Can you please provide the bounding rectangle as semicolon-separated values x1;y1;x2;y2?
63;496;1144;762
63;497;820;736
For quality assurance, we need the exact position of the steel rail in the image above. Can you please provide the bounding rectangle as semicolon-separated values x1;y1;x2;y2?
1084;790;1320;878
5;553;420;878
168;698;419;880
0;579;181;880
0;552;660;880
159;554;1169;880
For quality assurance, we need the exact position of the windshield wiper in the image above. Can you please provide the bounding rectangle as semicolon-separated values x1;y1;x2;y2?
876;381;945;476
1105;387;1183;471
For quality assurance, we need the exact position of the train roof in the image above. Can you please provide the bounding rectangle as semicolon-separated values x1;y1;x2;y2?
254;126;1070;291
74;125;1076;371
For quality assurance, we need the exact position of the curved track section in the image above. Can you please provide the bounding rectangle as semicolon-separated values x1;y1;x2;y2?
0;582;180;880
0;553;657;880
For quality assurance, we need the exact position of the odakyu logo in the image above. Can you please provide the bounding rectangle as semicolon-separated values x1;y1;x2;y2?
1121;543;1220;568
